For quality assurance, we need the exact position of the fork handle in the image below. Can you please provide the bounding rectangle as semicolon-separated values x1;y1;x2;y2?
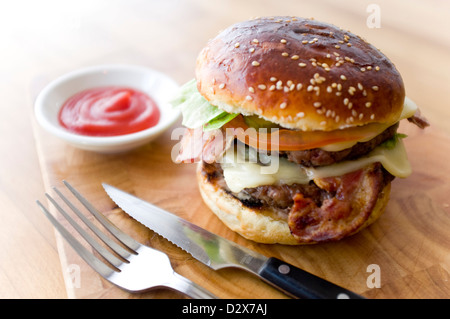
167;272;218;299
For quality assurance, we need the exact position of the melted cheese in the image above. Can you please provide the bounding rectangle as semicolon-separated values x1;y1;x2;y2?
221;137;411;193
320;97;418;151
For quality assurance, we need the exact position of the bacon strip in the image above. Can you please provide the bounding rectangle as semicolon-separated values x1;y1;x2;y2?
288;163;385;243
407;110;430;129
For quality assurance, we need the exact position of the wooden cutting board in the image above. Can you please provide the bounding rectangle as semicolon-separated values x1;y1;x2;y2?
33;105;450;299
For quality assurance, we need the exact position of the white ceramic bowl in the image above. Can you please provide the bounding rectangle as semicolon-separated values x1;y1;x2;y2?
34;64;180;153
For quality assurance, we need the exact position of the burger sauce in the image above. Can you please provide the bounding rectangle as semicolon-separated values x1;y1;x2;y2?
58;87;160;136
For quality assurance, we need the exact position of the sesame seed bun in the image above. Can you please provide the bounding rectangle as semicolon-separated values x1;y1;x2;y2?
195;16;405;131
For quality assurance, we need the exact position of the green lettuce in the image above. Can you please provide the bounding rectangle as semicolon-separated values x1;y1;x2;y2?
170;79;238;130
381;133;408;150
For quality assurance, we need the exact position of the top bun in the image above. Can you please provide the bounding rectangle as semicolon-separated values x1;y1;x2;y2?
195;16;405;131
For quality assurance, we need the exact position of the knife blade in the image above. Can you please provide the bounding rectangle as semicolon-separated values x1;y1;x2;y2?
102;183;365;299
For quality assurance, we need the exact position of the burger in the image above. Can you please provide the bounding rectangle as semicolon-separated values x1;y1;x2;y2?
171;17;428;244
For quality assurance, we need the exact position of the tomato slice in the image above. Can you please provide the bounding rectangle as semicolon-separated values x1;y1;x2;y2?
222;115;390;151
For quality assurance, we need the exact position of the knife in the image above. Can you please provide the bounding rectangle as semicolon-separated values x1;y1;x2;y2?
102;183;365;299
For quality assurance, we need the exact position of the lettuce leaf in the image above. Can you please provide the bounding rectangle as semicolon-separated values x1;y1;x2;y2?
381;133;408;150
203;112;238;131
170;79;237;130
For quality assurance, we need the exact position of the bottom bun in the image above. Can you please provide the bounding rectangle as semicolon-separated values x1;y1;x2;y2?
197;163;391;245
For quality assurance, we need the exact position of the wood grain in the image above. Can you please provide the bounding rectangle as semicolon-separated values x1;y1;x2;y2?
2;0;450;299
33;112;450;298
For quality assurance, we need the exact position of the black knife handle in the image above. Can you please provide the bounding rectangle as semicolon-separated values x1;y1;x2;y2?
258;257;366;299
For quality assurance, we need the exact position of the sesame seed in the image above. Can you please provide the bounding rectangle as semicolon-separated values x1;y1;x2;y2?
252;61;260;66
375;66;380;71
362;90;367;96
296;83;303;90
249;48;255;53
284;86;289;92
326;86;332;93
280;39;287;43
297;112;305;118
348;102;353;109
280;102;287;109
333;52;340;57
365;102;372;107
302;40;308;44
282;52;289;57
337;84;342;91
291;55;300;60
289;84;295;91
269;85;276;91
320;121;327;126
258;84;266;90
335;45;341;49
352;110;357;117
246;95;253;101
343;98;349;106
219;83;225;89
357;83;363;90
252;39;259;44
234;42;240;48
335;116;340;122
298;62;307;67
360;67;366;72
287;80;293;86
348;86;356;95
370;114;375;120
326;53;331;58
276;80;283;89
248;87;255;93
307;85;314;92
372;86;379;91
359;113;364;120
367;66;372;70
270;77;277;82
340;75;347;80
313;102;322;107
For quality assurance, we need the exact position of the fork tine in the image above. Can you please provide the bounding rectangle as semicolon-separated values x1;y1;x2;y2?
53;186;135;260
44;193;123;269
36;200;115;278
63;181;140;251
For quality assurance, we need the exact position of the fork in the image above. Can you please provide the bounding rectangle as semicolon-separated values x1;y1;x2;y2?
36;180;218;299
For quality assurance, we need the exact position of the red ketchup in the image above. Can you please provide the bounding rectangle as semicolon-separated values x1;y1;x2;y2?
58;87;160;136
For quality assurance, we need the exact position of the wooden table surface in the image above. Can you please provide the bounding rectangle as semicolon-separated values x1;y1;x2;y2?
1;0;449;299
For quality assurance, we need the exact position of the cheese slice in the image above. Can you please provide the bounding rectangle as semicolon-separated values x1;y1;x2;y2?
221;136;411;193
